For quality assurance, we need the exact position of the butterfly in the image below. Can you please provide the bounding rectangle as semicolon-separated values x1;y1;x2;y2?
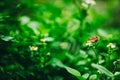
88;36;100;43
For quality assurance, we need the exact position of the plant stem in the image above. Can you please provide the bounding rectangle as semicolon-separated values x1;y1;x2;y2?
108;47;111;66
91;46;99;64
112;61;117;73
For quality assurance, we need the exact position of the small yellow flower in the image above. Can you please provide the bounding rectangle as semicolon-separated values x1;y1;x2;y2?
86;40;92;46
40;38;45;43
82;2;88;9
30;46;38;51
107;43;116;48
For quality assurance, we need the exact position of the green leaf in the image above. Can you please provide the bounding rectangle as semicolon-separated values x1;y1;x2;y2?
82;73;89;79
114;72;120;76
15;72;26;78
1;35;14;41
91;63;114;77
53;58;81;77
52;58;65;68
89;74;97;80
52;58;85;80
64;66;81;77
64;66;85;80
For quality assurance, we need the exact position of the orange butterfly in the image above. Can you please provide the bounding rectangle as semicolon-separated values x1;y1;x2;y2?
88;36;100;43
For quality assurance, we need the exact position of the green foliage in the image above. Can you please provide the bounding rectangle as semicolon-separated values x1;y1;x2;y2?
0;0;120;80
91;63;114;77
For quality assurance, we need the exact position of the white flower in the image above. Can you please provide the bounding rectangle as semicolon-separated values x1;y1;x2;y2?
97;70;103;74
85;0;96;5
86;40;92;46
60;42;69;49
44;37;54;42
107;43;116;48
30;46;38;51
40;37;54;42
82;2;88;8
19;16;30;25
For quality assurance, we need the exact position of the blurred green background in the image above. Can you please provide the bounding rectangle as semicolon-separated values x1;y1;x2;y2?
0;0;120;80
